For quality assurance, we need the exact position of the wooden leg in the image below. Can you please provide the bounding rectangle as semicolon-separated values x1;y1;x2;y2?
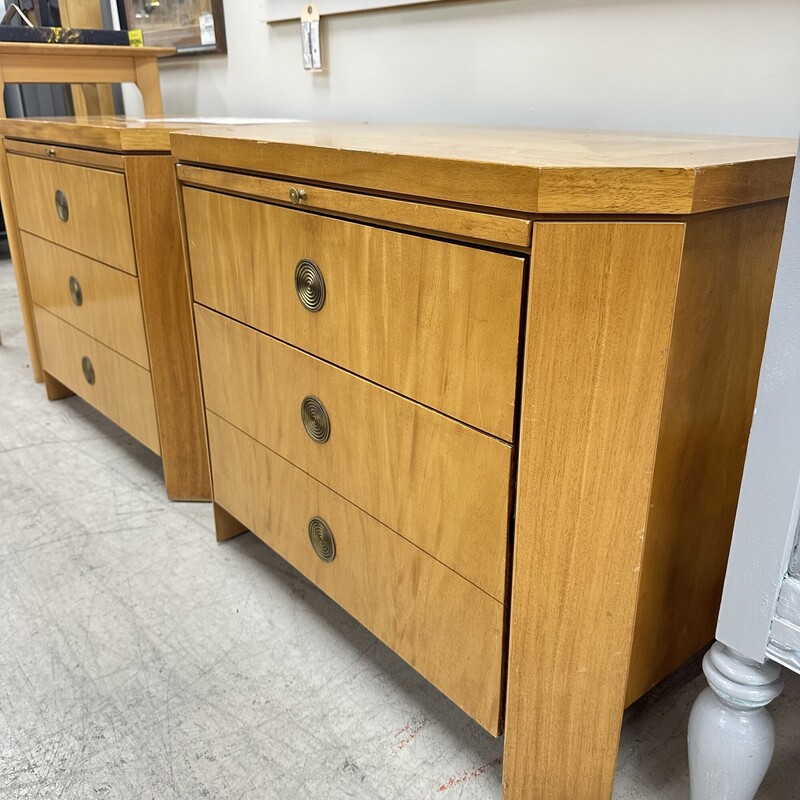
43;371;74;401
214;502;247;543
688;643;783;800
72;84;103;118
135;58;164;117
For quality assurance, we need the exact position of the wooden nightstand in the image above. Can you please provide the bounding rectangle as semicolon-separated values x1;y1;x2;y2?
1;118;210;501
172;123;794;798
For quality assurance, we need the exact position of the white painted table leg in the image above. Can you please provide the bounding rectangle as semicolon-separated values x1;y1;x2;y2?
688;642;784;800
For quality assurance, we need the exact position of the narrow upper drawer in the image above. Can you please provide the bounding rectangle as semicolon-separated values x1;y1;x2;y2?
8;153;136;274
207;412;505;735
23;233;149;368
34;306;160;454
196;306;512;601
184;187;524;441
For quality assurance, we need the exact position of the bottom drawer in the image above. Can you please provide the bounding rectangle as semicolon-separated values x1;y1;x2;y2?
34;306;161;454
207;412;505;735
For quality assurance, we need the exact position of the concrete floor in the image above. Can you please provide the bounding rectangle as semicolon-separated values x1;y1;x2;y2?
1;254;798;800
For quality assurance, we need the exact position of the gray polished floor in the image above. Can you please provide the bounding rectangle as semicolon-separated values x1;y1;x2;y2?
1;256;798;799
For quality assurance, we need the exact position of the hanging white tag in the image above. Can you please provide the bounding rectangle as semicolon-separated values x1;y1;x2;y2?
301;3;322;72
199;12;216;46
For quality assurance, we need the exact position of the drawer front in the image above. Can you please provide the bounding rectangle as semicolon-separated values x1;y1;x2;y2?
207;412;505;734
8;153;136;274
24;233;149;368
184;187;523;441
34;307;160;454
196;306;511;601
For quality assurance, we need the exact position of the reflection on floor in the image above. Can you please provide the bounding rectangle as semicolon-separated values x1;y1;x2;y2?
1;256;797;799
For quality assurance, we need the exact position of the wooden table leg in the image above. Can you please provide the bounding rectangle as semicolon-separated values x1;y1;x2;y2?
502;222;686;799
135;58;164;117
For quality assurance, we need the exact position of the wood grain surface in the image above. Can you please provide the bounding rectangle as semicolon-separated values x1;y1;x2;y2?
195;306;513;601
184;188;524;440
176;164;532;249
503;222;686;800
34;305;160;454
23;233;149;368
0;44;171;120
125;155;210;501
207;412;506;735
8;153;136;274
0;117;233;154
625;200;788;704
2;119;174;152
5;139;124;171
171;123;795;214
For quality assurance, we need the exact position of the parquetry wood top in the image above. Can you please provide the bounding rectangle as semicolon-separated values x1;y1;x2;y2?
170;123;796;214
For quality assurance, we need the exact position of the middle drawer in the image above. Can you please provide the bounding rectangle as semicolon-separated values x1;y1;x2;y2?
184;186;524;441
196;306;512;602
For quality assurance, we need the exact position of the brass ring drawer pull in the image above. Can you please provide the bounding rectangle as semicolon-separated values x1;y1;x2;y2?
308;516;336;562
81;356;95;385
55;189;69;222
301;395;330;443
68;276;83;307
289;186;307;205
295;259;325;312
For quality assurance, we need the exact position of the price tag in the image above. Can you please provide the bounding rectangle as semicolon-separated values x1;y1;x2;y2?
199;12;216;46
301;3;322;72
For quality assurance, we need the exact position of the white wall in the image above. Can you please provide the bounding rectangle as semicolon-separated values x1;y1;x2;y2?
146;0;800;137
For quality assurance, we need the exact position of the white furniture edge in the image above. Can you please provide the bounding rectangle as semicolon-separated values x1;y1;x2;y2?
688;137;800;800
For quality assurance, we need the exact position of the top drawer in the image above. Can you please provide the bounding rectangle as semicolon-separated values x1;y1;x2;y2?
7;153;136;274
183;187;524;441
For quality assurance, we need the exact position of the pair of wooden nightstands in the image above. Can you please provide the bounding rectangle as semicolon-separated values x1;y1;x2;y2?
1;116;794;800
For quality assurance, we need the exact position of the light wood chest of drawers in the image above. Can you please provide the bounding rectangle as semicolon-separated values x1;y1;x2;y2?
0;118;210;500
173;124;795;800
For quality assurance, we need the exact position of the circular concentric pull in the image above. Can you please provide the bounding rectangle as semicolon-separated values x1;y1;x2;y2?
300;395;330;444
55;189;69;222
68;276;83;307
81;356;96;385
294;259;325;312
288;186;307;205
308;516;336;562
45;147;56;158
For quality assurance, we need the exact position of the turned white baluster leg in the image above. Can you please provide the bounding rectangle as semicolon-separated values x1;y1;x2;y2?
688;642;784;800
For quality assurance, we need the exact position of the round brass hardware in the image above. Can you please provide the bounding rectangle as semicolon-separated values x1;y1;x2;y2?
294;259;325;312
308;516;336;562
81;356;96;386
55;189;69;222
45;147;56;158
301;395;330;444
68;276;83;307
289;186;307;205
